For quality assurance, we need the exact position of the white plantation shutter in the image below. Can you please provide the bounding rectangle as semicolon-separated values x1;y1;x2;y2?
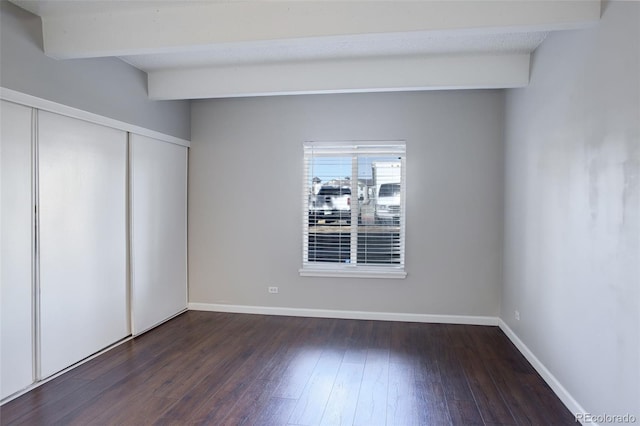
301;141;407;278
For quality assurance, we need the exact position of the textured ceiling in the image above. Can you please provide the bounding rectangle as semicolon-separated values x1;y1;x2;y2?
121;30;548;71
9;0;599;98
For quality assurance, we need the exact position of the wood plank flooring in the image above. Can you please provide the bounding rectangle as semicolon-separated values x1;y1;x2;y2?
0;311;576;425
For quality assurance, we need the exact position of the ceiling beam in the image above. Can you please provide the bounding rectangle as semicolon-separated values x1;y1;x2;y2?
18;0;601;59
147;53;530;100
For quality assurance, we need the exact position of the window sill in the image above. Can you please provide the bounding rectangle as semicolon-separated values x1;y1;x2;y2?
299;267;407;279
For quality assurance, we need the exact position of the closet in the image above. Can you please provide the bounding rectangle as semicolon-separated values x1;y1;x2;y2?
1;100;34;399
38;111;129;378
130;134;188;334
0;94;188;400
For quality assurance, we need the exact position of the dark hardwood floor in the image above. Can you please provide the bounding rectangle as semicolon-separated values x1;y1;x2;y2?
1;311;576;425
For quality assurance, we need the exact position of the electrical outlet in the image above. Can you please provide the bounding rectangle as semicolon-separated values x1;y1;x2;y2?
268;286;279;294
515;310;520;321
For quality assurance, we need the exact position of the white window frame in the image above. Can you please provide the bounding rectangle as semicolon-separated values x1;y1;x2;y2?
300;141;407;279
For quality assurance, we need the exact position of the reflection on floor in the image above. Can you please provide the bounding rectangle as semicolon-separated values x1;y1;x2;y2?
1;311;575;425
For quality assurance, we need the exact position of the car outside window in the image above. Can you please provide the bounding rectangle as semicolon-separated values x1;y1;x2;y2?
379;183;400;197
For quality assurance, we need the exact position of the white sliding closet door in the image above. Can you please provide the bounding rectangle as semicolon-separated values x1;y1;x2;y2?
1;101;34;398
38;111;129;378
130;134;187;335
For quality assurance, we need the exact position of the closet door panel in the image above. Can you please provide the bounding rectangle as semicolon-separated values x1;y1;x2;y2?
130;134;187;334
38;111;128;378
1;101;34;399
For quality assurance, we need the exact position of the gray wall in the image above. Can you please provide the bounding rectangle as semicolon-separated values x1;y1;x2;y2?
503;1;639;418
0;2;190;140
189;91;504;317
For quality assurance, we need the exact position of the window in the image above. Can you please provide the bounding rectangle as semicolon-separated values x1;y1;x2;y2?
301;141;406;278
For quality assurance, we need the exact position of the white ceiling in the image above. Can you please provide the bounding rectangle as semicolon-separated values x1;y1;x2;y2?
11;0;601;100
121;30;549;71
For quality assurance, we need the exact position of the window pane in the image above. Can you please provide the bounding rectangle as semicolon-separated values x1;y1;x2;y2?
307;156;353;262
356;156;402;265
302;142;405;274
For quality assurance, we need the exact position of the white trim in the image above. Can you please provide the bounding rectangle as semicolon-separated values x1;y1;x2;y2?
498;319;592;425
302;140;407;155
0;87;190;148
127;133;135;336
299;268;407;279
32;108;41;382
188;303;498;326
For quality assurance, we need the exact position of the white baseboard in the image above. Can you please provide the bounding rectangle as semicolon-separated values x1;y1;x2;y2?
188;302;499;326
498;319;591;425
